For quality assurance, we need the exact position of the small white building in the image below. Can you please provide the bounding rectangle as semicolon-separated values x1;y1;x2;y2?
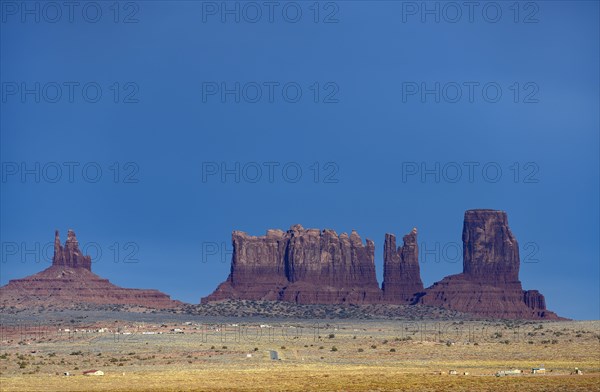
83;370;104;376
496;369;522;377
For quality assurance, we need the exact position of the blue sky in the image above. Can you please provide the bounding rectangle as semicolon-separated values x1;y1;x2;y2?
1;1;598;320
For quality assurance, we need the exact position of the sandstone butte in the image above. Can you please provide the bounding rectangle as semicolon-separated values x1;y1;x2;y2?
0;230;180;309
203;209;561;320
1;210;562;319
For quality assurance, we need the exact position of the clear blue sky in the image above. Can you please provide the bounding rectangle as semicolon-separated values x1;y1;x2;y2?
1;1;598;320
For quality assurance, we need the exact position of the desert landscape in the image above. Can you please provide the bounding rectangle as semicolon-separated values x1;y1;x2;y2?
3;2;598;390
0;307;598;391
1;210;599;391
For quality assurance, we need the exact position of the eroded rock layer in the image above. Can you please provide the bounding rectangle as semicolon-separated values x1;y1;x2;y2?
205;210;561;320
0;230;180;309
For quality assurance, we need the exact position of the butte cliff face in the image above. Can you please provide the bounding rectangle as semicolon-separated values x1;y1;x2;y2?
462;210;520;286
203;225;383;304
382;228;424;303
204;211;560;320
0;230;181;309
417;210;560;319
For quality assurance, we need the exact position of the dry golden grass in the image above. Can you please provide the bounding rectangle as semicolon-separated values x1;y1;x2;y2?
1;366;599;392
1;320;598;391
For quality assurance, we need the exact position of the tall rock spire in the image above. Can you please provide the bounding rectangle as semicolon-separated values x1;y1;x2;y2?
51;229;91;270
462;210;520;286
382;228;424;302
52;230;63;266
1;229;180;308
417;209;560;319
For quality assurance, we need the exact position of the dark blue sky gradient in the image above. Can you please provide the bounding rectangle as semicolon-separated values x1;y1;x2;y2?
1;1;598;319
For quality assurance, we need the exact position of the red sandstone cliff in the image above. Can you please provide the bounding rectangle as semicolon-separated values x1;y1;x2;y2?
382;228;424;303
203;225;383;304
204;210;561;320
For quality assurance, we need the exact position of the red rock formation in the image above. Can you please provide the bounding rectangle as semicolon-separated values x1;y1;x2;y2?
52;229;91;270
523;290;549;315
0;230;181;309
382;228;424;303
203;225;382;304
208;229;290;301
281;226;381;303
417;210;560;319
462;210;520;287
205;212;561;320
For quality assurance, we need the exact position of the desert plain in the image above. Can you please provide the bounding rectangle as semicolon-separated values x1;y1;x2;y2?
0;305;598;392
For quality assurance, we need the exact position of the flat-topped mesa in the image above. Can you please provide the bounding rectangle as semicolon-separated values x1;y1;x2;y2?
203;225;382;304
52;229;91;270
382;228;424;302
418;209;561;319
